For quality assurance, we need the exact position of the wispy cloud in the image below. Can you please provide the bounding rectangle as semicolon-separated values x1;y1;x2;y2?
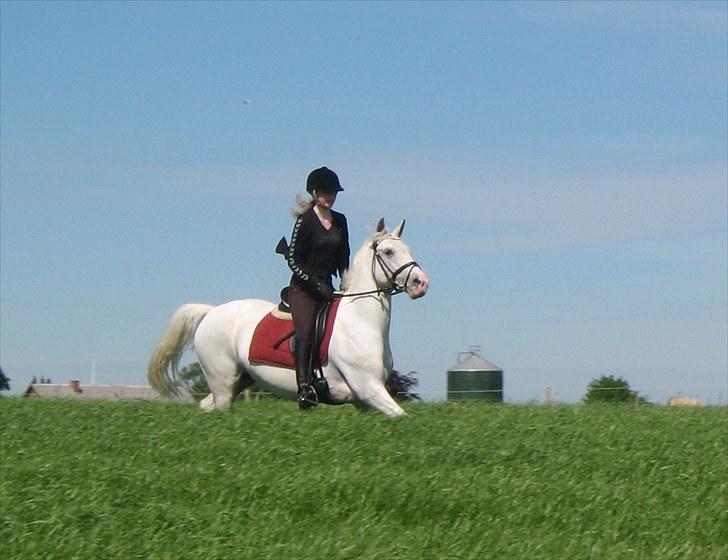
346;157;727;252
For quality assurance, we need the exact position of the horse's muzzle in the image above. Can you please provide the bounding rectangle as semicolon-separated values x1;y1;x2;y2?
407;269;429;299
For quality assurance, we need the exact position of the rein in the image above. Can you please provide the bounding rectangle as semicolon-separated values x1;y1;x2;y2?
336;237;419;299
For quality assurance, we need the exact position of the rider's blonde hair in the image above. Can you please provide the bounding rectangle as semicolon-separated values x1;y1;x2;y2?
291;193;314;218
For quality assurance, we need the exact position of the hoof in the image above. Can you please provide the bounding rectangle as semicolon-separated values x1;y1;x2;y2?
297;384;318;410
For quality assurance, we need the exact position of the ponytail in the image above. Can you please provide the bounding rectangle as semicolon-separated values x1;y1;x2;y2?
291;193;314;218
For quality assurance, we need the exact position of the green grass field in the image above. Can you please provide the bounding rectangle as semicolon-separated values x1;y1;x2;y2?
1;399;726;559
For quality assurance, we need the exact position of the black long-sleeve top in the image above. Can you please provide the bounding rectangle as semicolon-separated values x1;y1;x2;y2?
287;208;350;290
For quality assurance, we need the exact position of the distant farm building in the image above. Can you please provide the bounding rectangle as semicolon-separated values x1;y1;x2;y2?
667;396;702;407
447;348;503;402
23;379;177;401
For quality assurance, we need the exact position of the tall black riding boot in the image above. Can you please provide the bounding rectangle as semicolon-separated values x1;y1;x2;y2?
294;339;317;410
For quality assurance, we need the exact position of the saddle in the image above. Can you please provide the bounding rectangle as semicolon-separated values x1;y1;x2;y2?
248;289;341;370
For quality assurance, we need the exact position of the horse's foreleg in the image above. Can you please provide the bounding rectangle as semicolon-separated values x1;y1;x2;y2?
358;385;406;417
340;369;406;416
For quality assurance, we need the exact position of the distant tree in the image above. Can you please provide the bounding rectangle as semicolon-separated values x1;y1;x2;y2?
0;368;9;392
584;375;649;404
178;363;210;395
386;370;421;402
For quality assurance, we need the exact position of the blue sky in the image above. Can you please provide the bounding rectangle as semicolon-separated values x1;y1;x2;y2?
2;1;726;403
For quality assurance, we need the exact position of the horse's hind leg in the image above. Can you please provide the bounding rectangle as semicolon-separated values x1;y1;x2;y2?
196;352;240;411
232;367;255;401
199;392;215;412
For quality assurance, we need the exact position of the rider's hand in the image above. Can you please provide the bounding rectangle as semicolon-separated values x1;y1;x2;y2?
315;282;334;301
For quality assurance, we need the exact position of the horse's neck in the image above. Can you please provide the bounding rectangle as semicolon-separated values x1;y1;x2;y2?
341;292;391;324
341;283;392;328
342;246;376;293
337;295;392;358
341;248;392;331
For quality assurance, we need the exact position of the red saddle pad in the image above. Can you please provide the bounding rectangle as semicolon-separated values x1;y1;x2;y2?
249;299;341;369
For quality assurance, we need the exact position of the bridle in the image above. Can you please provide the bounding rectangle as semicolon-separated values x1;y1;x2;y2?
372;237;420;295
338;237;420;298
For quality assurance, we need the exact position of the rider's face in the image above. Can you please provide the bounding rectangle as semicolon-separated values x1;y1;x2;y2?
314;190;337;209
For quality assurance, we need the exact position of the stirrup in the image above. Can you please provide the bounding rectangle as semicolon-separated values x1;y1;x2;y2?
297;383;318;410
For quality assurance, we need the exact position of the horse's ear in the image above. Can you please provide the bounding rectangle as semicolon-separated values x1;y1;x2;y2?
376;218;386;233
392;219;406;238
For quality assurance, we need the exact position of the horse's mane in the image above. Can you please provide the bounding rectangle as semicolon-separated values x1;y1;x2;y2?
340;227;389;292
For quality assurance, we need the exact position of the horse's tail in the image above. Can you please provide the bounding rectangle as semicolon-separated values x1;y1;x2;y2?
148;303;214;398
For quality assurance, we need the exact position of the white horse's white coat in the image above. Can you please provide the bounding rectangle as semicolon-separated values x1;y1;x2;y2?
148;219;429;416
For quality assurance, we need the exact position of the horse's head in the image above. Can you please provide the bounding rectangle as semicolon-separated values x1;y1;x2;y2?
368;218;429;299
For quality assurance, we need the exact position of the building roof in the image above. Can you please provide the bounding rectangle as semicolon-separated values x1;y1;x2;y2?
448;352;502;373
24;382;166;401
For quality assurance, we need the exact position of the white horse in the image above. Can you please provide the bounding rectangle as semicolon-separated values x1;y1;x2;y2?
148;218;429;416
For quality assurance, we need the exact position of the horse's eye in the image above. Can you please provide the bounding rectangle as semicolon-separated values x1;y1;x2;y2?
384;249;394;257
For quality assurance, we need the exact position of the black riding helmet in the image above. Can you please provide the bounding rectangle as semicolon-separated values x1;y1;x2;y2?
306;166;344;194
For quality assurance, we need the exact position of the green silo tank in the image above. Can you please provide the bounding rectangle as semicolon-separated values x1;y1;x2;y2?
447;350;503;402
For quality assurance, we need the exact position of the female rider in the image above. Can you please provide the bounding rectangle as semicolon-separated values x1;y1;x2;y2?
287;167;350;409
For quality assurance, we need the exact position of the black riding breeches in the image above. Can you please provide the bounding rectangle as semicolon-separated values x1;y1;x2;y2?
288;283;321;345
